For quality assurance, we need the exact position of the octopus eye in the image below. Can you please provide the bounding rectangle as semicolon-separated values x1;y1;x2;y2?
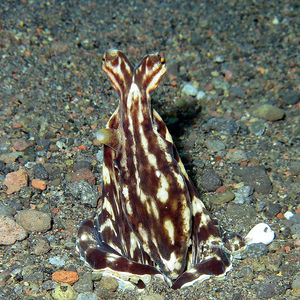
160;57;165;64
102;54;106;62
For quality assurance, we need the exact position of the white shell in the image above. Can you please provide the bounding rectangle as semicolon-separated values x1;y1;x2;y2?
245;223;275;245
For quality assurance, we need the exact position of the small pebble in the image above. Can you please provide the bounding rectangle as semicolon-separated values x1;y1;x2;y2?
73;273;93;293
56;139;71;150
18;186;33;202
272;16;279;25
76;292;98;300
226;204;257;231
265;253;282;272
205;139;225;153
0;152;22;164
0;270;11;288
41;280;57;291
49;256;66;267
52;271;79;285
226;149;248;163
20;146;36;163
255;277;287;299
73;161;92;171
181;83;198;96
288;161;300;176
214;55;224;63
205;117;240;136
230;86;245;98
81;39;94;50
0;160;7;174
13;284;23;295
0;215;27;245
211;70;219;77
212;78;229;91
0;204;15;217
0;152;21;163
99;276;119;292
16;210;51;232
200;169;222;192
284;211;294;220
238;266;254;281
91;272;102;281
167;60;180;76
33;237;51;255
209;191;235;205
190;32;202;45
224;70;234;81
139;294;165;300
248;120;267;136
52;283;77;300
22;264;44;283
33;163;49;180
13;139;30;151
4;169;28;194
71;168;95;185
196;90;205;100
233;166;272;194
31;178;47;190
252;104;285;121
265;203;282;218
291;274;300;297
287;213;300;238
67;181;99;208
243;243;269;259
281;91;299;105
233;185;253;204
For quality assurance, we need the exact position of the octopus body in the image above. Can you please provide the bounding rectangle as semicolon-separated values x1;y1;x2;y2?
77;50;239;289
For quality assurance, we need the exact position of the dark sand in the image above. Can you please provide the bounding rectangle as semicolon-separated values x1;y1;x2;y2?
0;1;299;299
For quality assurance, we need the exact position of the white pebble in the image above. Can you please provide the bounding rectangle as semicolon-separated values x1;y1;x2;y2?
245;223;275;245
284;211;294;220
182;83;198;96
214;55;224;63
56;140;67;149
272;16;279;25
196;90;206;100
49;256;65;266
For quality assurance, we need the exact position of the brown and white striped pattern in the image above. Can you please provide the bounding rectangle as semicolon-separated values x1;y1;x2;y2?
77;50;235;289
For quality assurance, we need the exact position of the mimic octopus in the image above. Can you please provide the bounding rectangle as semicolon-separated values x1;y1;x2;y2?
77;50;274;290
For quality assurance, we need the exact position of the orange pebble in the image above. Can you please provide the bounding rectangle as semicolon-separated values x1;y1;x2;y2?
258;67;265;74
276;212;283;219
52;270;79;285
52;208;59;214
12;122;23;129
78;144;87;151
32;179;47;190
4;169;28;194
216;186;226;194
